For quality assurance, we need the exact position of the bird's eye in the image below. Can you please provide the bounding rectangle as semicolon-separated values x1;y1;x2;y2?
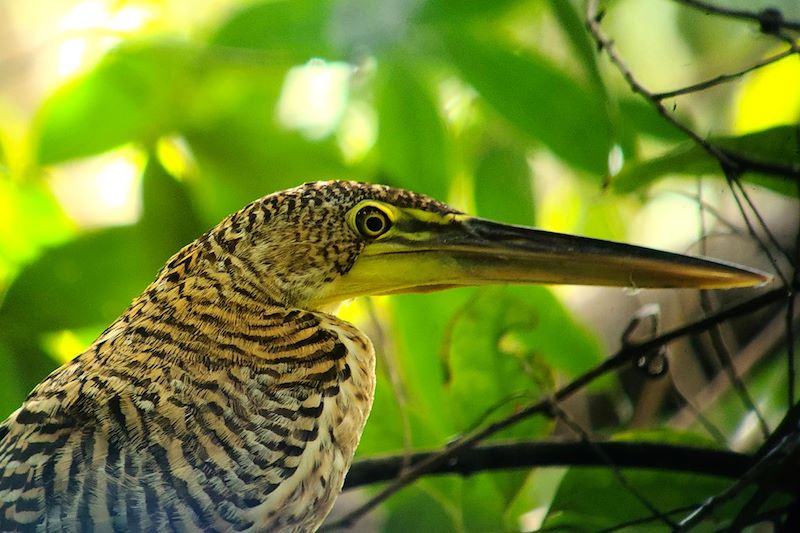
355;206;393;239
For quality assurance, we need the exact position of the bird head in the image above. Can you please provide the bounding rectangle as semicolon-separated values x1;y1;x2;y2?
208;181;769;310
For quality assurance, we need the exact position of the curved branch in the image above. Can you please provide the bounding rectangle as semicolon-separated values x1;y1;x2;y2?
343;441;753;489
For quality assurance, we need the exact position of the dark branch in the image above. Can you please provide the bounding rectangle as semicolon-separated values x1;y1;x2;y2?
343;441;753;489
672;0;800;33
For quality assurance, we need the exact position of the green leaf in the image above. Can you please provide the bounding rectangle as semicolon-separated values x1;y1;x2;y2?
612;126;800;197
445;33;613;174
545;468;732;531
547;0;604;90
380;485;459;533
420;0;519;23
618;98;686;142
445;286;604;439
376;59;451;200
211;0;336;60
0;341;29;419
474;147;535;225
544;429;762;530
387;289;477;445
35;41;193;164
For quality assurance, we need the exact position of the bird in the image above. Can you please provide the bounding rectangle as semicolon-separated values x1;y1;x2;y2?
0;180;768;532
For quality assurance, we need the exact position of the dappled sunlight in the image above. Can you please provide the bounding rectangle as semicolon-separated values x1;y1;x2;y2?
47;145;144;227
277;59;352;140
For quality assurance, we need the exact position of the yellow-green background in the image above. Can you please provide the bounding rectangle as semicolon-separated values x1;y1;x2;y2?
1;0;799;530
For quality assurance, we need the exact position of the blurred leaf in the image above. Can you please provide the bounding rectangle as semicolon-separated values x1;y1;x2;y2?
547;0;604;90
377;59;450;200
474;147;535;225
0;226;153;336
420;0;519;22
544;429;765;530
330;0;426;56
612;126;800;197
618;98;686;142
445;33;613;173
211;0;336;60
460;474;513;531
0;341;27;419
0;179;73;287
35;41;193;164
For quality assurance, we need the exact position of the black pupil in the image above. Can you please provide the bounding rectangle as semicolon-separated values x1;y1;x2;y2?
365;215;384;233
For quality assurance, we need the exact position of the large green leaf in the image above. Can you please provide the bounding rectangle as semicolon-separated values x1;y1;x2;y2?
35;41;193;164
211;0;336;60
445;33;613;174
385;290;477;446
444;286;603;439
376;59;451;200
612;126;800;197
380;484;459;533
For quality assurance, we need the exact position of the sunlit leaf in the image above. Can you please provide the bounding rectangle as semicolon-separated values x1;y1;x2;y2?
445;33;613;174
612;126;800;197
35;41;193;164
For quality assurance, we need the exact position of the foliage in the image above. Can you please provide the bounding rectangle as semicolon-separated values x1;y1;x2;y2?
1;0;798;531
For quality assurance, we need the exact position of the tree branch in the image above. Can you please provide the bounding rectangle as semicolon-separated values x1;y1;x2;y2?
343;441;753;489
585;0;800;181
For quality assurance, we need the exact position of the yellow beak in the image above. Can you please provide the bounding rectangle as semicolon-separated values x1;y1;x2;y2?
314;209;770;308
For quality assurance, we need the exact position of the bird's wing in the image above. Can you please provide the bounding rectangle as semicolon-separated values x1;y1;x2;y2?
0;309;372;532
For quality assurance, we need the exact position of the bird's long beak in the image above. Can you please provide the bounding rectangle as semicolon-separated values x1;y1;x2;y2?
314;209;771;307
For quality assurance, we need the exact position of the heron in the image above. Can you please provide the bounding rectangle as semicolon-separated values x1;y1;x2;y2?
0;181;768;532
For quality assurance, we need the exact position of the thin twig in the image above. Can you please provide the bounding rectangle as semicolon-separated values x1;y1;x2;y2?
652;44;800;100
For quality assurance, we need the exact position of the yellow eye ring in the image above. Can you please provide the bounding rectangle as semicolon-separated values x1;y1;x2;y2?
355;205;393;238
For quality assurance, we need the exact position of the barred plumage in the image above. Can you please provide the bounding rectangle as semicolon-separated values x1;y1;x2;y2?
0;181;454;532
0;180;767;532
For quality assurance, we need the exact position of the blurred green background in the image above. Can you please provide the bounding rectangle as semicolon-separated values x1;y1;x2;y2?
1;0;799;530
